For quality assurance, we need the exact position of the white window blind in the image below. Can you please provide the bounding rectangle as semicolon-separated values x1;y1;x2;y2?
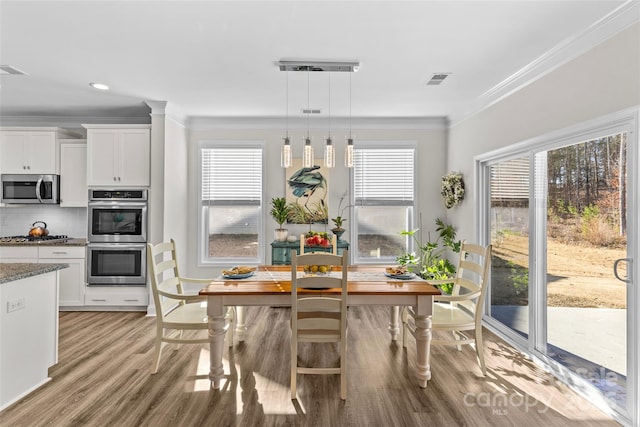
354;148;414;205
201;147;262;205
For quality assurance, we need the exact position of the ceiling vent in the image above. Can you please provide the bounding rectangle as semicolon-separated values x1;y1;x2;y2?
0;65;27;75
426;73;451;86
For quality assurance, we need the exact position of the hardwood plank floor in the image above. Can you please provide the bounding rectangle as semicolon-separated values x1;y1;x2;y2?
0;307;619;426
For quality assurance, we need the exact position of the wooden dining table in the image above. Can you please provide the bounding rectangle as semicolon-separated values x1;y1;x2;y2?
199;265;441;389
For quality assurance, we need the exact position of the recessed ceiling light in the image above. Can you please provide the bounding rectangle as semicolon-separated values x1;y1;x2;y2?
89;82;109;90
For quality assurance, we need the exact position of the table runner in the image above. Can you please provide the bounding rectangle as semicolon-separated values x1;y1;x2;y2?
218;270;427;283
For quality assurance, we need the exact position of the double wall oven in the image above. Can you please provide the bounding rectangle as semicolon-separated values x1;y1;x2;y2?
87;189;147;286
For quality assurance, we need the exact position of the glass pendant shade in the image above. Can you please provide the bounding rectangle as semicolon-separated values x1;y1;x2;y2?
345;137;354;168
281;137;292;168
324;138;335;168
303;137;314;168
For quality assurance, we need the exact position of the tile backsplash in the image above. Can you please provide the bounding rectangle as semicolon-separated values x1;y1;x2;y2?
0;206;87;237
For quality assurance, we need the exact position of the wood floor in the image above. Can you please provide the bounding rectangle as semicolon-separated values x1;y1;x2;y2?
0;306;619;427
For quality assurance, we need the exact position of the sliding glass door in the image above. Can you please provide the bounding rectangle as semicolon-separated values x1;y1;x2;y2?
478;111;638;424
542;134;628;408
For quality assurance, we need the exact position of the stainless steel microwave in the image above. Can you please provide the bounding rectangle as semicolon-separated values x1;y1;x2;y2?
1;174;60;204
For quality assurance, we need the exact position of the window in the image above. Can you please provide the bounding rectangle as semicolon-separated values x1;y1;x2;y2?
352;143;416;263
199;142;264;265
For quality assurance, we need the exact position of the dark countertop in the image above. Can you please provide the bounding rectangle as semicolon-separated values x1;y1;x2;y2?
0;263;69;284
0;238;87;247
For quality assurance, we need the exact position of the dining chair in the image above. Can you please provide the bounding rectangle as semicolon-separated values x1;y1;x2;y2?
299;233;338;254
147;239;236;374
401;242;492;375
290;250;349;400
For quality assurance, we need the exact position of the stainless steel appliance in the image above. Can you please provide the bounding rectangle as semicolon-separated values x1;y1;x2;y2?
87;188;148;286
88;189;147;243
0;235;69;244
1;174;60;204
86;243;147;286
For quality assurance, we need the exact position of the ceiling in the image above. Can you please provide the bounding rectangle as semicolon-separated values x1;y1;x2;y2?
0;1;636;126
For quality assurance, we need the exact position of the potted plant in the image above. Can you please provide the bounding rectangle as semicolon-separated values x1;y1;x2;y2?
331;193;350;241
270;197;290;242
397;218;461;294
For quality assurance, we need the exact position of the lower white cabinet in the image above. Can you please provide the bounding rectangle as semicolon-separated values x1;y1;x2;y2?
84;286;148;307
39;246;86;307
0;246;38;262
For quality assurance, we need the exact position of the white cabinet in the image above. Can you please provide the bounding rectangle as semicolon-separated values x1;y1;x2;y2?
39;246;86;308
60;141;88;207
0;128;81;175
1;270;59;410
84;125;150;187
0;246;39;263
0;245;86;308
84;286;148;307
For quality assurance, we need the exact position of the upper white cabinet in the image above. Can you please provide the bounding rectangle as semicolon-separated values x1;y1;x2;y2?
0;128;80;175
84;125;151;187
60;140;88;207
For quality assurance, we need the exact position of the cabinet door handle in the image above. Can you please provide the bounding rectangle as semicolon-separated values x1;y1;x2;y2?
123;299;139;302
52;251;67;255
91;298;107;302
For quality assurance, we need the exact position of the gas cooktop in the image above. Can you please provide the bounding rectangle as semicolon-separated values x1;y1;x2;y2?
0;235;70;244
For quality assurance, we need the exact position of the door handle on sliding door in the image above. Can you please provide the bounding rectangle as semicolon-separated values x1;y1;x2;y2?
613;258;631;284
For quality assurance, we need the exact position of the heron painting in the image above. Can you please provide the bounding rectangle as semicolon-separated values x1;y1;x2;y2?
286;160;329;224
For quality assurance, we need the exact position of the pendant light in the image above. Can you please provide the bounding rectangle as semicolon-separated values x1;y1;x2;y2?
324;73;335;168
281;70;292;168
277;60;359;168
303;68;314;168
345;72;354;168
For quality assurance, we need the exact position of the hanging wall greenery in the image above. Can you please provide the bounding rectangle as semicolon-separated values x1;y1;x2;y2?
441;172;465;209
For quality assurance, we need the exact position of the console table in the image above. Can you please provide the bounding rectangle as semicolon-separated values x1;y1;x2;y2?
270;240;350;265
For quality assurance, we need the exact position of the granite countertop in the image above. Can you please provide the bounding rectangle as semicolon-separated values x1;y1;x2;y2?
0;238;87;247
0;263;69;284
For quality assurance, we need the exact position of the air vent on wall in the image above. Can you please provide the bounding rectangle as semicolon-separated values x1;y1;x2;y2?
426;73;451;86
302;109;322;114
0;65;27;75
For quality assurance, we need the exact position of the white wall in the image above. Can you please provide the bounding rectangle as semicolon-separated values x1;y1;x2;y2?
447;22;640;240
184;119;448;278
163;117;189;268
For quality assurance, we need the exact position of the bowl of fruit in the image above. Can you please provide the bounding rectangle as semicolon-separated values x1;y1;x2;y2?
303;264;332;275
304;231;332;247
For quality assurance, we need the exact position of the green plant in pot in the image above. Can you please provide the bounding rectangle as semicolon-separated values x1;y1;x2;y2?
397;218;461;294
331;193;351;241
270;197;290;242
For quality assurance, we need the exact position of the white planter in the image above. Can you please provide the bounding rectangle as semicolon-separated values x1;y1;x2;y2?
274;228;288;242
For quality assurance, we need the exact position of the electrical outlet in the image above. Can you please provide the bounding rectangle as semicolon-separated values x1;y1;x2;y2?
6;297;25;313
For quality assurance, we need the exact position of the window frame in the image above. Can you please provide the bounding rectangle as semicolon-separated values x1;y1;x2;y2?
197;140;266;267
350;140;418;265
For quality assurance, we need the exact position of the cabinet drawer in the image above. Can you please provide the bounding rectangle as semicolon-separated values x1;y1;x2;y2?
39;246;86;259
84;292;148;306
0;246;39;259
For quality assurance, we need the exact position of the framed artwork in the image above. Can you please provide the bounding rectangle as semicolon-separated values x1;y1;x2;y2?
285;159;329;224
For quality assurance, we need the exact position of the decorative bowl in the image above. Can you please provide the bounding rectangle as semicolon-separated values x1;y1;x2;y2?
303;264;332;275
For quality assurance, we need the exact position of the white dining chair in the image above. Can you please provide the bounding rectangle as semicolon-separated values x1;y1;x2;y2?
147;239;236;374
290;250;349;400
402;242;492;375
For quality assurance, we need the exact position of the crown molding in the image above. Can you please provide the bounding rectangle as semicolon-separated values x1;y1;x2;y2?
449;0;640;128
187;116;447;131
0;115;150;128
